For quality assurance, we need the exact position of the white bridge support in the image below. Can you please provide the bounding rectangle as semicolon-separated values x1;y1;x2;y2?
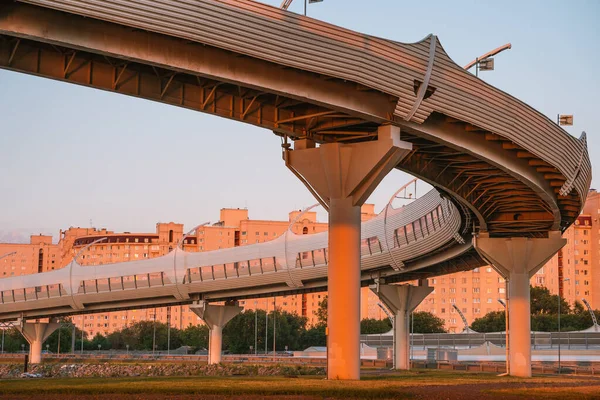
18;320;60;364
286;125;412;380
190;302;243;365
474;232;566;377
373;284;433;370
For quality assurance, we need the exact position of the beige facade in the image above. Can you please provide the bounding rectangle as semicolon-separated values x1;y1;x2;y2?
0;235;59;277
2;192;599;335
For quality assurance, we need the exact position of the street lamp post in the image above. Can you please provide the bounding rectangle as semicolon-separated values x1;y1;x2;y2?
280;0;323;16
57;324;61;355
126;344;129;356
254;301;258;355
557;115;574;127
377;303;395;368
167;307;171;356
304;0;323;16
498;298;509;374
411;312;414;363
558;278;570;373
152;309;157;356
71;324;76;354
464;43;512;77
0;322;10;354
273;298;277;360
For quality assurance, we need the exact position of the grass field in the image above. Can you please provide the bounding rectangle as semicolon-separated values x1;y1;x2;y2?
2;370;600;399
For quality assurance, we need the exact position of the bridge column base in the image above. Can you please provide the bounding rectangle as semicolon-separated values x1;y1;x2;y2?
372;283;432;370
286;125;412;380
18;320;60;364
190;302;243;364
474;231;565;377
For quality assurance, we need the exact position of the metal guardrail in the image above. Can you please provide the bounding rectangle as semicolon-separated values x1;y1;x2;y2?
361;331;600;349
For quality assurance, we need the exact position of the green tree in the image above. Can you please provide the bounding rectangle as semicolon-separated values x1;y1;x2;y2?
530;286;569;315
573;300;586;314
471;311;505;333
315;296;327;326
114;320;178;351
267;309;308;352
1;327;28;353
224;309;308;354
45;318;85;353
90;332;111;350
412;311;446;333
361;318;392;334
300;325;326;349
223;310;260;354
180;325;209;352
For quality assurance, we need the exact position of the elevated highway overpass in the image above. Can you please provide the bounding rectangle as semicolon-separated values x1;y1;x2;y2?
0;190;473;321
0;0;591;378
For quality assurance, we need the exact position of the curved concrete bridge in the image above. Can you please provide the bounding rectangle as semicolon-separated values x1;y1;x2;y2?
0;0;591;378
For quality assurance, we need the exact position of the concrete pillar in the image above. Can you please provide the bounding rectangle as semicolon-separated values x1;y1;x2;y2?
372;284;433;370
286;125;412;380
190;302;242;364
17;321;60;364
474;231;566;377
328;196;361;378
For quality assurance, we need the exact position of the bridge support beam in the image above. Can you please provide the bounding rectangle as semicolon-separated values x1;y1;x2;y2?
474;232;565;377
190;302;243;365
17;320;60;364
286;125;412;380
372;283;433;370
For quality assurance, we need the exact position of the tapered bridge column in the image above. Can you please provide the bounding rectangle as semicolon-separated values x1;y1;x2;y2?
286;125;412;380
18;320;60;364
372;284;432;370
474;231;565;377
190;302;242;365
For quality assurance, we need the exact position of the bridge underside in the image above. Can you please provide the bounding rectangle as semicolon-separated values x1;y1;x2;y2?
0;2;584;239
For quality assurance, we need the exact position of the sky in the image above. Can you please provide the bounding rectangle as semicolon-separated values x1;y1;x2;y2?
0;0;598;242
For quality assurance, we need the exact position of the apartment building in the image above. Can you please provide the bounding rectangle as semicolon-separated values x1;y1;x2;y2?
2;191;598;334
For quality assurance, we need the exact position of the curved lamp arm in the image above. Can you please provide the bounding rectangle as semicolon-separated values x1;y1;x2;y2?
464;43;512;71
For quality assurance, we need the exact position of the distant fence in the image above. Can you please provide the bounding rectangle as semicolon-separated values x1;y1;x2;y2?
0;352;389;368
361;331;600;349
411;360;600;376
